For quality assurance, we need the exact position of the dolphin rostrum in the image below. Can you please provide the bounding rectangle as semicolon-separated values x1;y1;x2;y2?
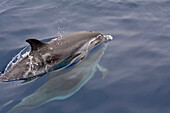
0;31;112;82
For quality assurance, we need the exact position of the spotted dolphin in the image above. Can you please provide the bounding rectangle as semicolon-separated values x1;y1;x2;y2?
0;31;112;82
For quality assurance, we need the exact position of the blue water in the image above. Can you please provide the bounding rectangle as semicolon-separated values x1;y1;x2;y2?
0;0;170;113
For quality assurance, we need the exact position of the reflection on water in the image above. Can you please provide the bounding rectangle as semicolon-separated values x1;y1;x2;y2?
8;42;109;112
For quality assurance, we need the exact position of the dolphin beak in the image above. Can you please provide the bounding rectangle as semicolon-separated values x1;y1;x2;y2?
104;35;113;41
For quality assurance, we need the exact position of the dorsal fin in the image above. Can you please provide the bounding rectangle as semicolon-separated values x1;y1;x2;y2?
26;39;46;51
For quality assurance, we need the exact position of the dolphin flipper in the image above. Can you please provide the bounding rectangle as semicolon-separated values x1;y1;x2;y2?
97;64;109;79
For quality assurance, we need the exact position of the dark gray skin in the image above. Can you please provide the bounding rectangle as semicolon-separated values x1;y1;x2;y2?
0;31;108;82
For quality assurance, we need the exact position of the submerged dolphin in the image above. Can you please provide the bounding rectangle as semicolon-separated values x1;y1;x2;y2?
8;40;111;112
0;31;112;82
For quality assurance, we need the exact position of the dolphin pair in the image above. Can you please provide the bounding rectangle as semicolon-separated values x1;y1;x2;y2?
0;31;112;82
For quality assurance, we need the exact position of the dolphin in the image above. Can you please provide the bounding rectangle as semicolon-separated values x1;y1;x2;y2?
0;31;112;82
8;39;111;112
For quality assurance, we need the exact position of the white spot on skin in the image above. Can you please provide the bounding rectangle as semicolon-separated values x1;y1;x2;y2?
35;57;41;63
42;53;51;62
24;55;34;77
49;47;53;50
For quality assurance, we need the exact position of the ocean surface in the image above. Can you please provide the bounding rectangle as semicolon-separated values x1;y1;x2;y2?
0;0;170;113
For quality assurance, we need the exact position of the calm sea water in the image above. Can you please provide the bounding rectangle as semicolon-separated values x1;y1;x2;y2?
0;0;170;113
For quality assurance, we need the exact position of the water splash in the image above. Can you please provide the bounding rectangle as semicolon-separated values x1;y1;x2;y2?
4;46;30;73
